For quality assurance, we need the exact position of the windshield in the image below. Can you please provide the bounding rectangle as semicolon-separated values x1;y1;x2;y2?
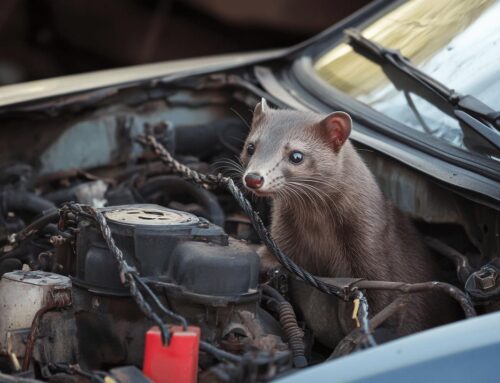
314;0;500;160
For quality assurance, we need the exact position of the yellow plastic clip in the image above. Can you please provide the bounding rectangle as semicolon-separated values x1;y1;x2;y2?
8;353;21;372
104;377;117;383
352;298;360;328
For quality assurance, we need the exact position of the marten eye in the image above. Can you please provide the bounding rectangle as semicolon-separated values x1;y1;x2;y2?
246;143;255;156
289;151;304;164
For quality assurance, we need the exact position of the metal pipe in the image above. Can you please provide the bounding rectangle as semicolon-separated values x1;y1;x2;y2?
369;296;408;330
353;280;476;318
424;236;474;284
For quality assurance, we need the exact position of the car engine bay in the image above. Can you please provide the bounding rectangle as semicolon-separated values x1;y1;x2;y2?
0;71;498;382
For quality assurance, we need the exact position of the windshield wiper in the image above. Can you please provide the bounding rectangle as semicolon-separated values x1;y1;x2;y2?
344;28;500;151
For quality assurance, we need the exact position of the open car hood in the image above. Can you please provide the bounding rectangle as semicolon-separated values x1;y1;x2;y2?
0;49;285;108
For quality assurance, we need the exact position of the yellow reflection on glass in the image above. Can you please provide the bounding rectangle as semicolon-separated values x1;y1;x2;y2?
314;0;495;97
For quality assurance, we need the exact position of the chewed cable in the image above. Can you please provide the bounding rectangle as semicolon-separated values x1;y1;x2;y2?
135;135;350;299
136;134;376;344
135;134;481;343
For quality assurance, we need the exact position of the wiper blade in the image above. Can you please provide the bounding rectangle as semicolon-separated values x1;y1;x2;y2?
345;28;500;151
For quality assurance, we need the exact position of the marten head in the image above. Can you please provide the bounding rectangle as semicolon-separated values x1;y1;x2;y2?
240;99;352;201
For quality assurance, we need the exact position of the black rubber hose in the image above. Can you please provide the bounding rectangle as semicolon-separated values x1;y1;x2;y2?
139;175;225;227
262;284;286;302
200;341;242;363
43;188;78;206
14;208;59;241
2;191;56;215
261;285;307;368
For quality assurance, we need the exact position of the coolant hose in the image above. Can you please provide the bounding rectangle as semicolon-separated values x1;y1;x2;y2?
2;190;56;215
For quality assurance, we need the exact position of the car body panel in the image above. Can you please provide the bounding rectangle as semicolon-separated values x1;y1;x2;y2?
278;311;500;383
0;50;285;108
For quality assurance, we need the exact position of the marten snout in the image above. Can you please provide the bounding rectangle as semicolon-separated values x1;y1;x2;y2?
244;172;264;189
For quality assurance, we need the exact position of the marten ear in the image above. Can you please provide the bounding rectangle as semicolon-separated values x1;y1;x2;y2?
319;111;352;151
254;98;269;117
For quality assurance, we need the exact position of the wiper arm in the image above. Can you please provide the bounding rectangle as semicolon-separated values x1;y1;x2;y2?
345;28;500;151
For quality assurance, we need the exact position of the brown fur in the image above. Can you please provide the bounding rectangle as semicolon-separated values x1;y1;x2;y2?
240;103;460;335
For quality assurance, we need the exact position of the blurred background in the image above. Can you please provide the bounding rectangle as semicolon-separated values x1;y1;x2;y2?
0;0;371;85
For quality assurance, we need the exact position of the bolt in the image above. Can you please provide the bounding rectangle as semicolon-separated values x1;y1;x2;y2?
475;268;497;290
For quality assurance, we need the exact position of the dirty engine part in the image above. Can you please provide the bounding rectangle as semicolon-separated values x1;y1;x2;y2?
67;204;285;369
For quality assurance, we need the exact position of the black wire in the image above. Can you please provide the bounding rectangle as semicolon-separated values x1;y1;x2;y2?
261;284;286;302
135;135;382;353
200;341;242;363
60;203;271;367
49;363;106;383
2;200;290;374
61;203;171;345
225;179;350;298
137;135;349;300
134;274;188;329
7;208;59;244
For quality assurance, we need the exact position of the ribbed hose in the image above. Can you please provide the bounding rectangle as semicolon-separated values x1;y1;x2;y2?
278;301;307;368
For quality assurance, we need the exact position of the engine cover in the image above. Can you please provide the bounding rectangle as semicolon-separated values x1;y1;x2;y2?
73;204;259;297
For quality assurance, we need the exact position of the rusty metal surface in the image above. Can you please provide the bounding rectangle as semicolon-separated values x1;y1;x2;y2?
22;285;72;370
0;271;72;355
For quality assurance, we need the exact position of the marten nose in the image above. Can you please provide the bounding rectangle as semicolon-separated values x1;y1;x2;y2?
244;173;264;189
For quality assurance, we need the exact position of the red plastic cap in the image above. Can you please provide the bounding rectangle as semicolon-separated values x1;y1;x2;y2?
143;326;200;383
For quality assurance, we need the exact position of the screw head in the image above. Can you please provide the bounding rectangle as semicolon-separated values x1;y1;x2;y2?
474;268;497;290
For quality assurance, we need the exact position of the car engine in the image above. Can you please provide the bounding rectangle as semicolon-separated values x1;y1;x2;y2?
0;73;497;383
0;98;298;381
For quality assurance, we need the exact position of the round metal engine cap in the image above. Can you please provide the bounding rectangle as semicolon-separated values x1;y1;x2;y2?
104;206;199;226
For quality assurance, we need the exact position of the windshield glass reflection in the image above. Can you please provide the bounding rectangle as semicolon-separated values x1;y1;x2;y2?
314;0;500;160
